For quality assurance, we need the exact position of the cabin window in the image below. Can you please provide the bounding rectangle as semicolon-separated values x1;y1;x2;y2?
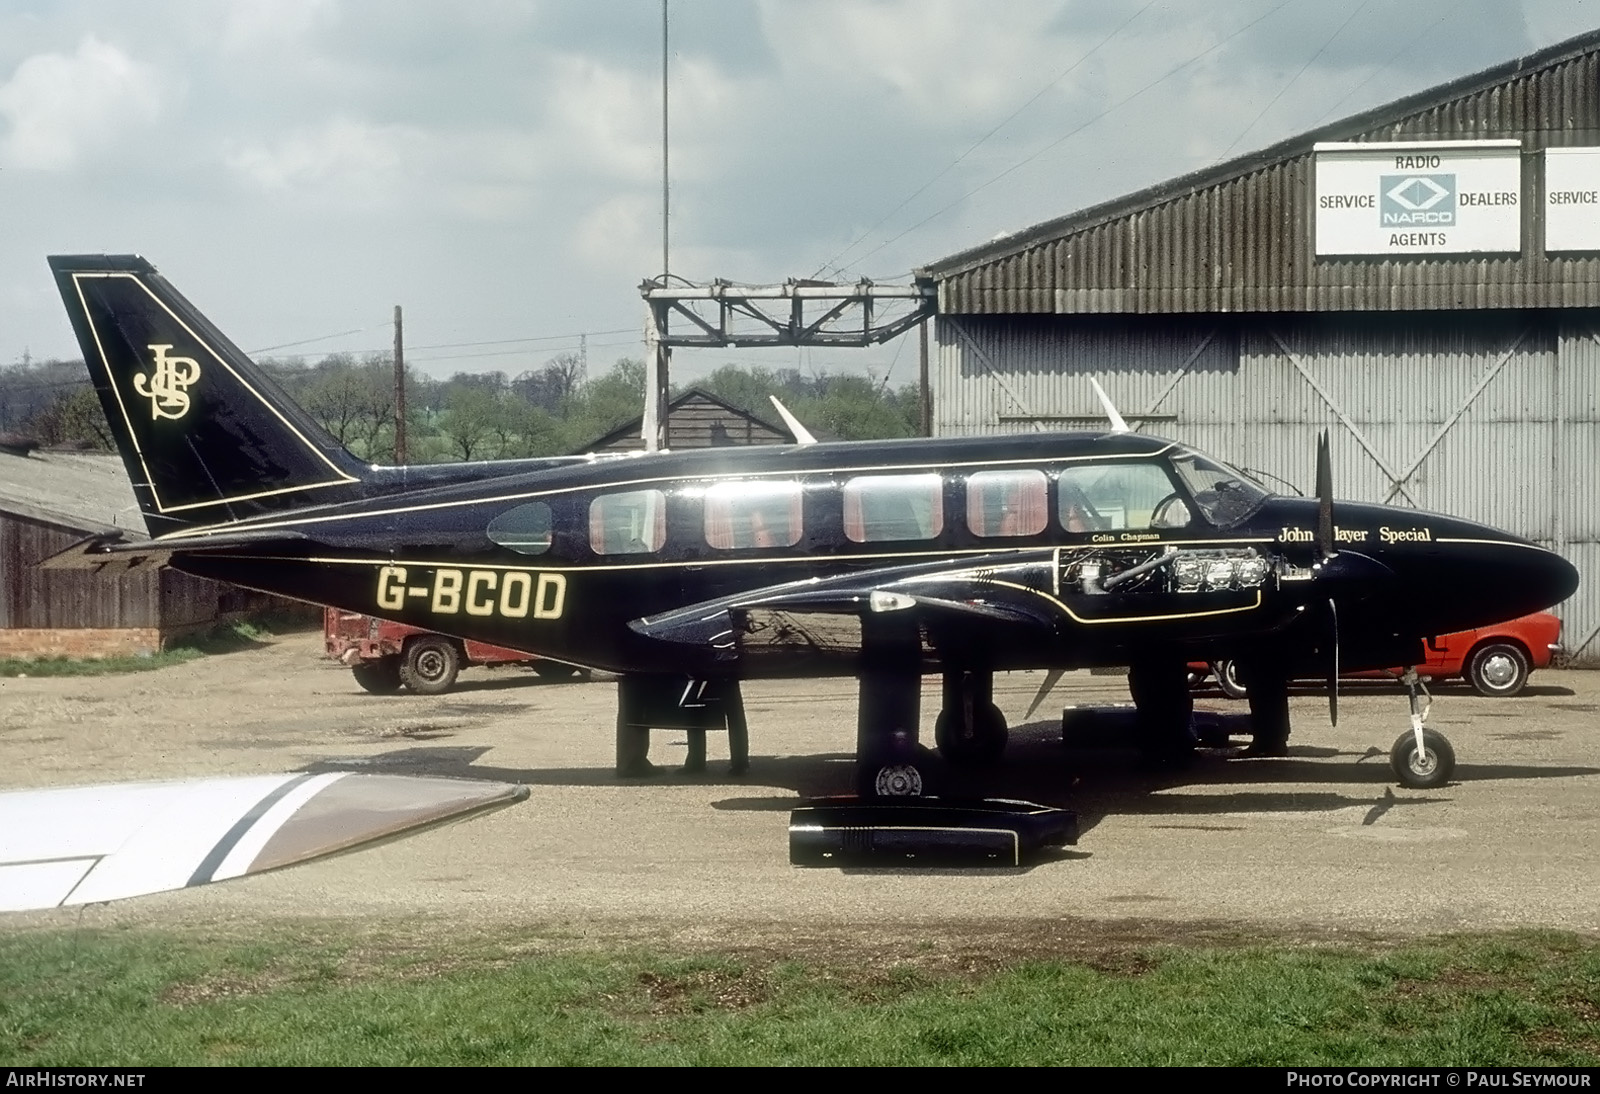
1057;461;1186;532
967;469;1047;538
842;473;944;543
704;481;803;550
487;501;553;555
589;489;666;554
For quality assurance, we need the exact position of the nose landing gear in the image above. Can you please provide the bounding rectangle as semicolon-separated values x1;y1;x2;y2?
1389;667;1455;789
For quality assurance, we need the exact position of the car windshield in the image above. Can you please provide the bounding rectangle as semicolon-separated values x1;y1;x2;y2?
1169;449;1270;528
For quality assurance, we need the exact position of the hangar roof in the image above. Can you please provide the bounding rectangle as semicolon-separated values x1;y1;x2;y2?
0;450;146;538
919;28;1600;316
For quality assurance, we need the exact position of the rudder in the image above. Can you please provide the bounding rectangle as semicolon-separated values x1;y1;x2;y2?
49;255;368;536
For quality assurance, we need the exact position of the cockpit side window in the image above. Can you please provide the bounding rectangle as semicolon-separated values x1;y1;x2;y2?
842;474;944;542
967;469;1047;537
487;501;553;555
704;481;803;550
1170;450;1270;528
1057;461;1188;532
589;489;666;555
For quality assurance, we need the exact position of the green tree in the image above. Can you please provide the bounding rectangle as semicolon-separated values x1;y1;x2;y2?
22;385;112;449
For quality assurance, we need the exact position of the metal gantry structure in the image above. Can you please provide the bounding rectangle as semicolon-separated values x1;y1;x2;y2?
637;276;936;449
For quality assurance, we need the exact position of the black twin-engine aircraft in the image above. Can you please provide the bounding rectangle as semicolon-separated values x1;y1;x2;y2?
48;254;1579;796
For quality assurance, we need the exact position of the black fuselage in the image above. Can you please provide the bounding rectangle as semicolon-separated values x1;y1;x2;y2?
163;430;1578;680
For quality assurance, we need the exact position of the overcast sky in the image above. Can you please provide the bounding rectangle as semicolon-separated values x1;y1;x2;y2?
3;0;1597;386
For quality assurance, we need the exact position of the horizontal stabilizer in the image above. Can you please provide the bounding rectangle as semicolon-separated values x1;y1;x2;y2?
38;528;311;571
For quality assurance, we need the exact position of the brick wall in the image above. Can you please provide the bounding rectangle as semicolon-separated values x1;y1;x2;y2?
0;628;162;659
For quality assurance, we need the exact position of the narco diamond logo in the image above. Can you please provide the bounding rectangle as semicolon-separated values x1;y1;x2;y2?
1380;173;1456;226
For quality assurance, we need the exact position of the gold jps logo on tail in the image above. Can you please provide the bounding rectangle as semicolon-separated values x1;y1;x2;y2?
133;344;202;420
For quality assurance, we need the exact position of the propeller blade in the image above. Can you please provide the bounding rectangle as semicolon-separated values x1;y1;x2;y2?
1025;667;1066;720
1327;598;1339;728
769;397;818;445
1088;378;1131;434
1315;430;1334;558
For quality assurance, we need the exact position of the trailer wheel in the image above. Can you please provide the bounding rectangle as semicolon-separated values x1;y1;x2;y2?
400;636;461;695
350;656;402;695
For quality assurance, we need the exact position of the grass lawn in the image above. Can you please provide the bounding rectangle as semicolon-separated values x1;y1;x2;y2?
2;924;1596;1066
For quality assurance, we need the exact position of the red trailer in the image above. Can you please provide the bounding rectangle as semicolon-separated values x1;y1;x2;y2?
324;608;585;694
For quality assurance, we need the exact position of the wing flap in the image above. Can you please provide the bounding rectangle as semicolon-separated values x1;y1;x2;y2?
0;774;527;911
631;554;1061;662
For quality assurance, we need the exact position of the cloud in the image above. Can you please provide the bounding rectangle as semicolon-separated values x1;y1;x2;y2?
219;0;336;54
0;36;165;171
225;116;420;201
573;193;656;271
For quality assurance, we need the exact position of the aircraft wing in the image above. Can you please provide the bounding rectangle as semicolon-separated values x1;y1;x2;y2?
0;773;527;912
631;552;1062;666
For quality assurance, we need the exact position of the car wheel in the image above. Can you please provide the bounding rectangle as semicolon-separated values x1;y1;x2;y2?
1390;728;1456;789
1466;642;1530;698
350;656;402;695
532;660;580;681
399;636;461;695
1214;659;1249;700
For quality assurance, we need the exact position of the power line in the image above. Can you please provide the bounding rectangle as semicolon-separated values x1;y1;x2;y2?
837;0;1300;275
251;327;376;355
1310;4;1455;127
812;0;1159;279
1212;0;1369;164
254;325;639;359
409;327;637;352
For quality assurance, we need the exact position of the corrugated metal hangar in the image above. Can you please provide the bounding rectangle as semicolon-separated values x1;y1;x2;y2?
916;28;1600;666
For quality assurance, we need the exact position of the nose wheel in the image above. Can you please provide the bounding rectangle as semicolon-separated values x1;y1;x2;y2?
1389;667;1455;789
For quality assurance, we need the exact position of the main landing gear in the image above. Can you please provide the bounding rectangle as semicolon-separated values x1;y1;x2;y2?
855;661;1018;796
933;670;1009;767
1127;659;1197;768
854;615;941;797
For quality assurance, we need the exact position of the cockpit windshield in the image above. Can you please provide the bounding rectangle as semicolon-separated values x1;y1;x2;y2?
1169;449;1270;528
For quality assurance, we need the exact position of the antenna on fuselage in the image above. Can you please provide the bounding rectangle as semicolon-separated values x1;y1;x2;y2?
1088;378;1130;434
769;396;818;445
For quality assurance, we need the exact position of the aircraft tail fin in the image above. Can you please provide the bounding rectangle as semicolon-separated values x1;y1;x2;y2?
48;255;369;536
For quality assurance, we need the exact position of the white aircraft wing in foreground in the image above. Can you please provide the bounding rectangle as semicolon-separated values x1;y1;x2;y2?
0;772;527;912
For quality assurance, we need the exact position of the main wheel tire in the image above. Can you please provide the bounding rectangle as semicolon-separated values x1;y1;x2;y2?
1466;642;1530;698
533;660;580;680
399;636;461;695
934;702;1009;767
350;657;402;695
1214;659;1249;700
1390;728;1456;789
856;742;941;799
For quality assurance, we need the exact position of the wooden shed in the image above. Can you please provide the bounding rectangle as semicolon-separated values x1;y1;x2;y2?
582;389;794;453
0;450;285;657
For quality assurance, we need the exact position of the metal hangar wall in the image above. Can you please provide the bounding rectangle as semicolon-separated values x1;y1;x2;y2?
916;29;1600;666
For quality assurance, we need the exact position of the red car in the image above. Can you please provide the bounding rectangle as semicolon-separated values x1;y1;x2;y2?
324;608;586;694
1193;611;1563;699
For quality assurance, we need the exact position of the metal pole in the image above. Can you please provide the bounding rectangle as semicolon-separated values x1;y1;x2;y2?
650;0;670;451
918;317;931;436
393;304;407;464
662;0;670;280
